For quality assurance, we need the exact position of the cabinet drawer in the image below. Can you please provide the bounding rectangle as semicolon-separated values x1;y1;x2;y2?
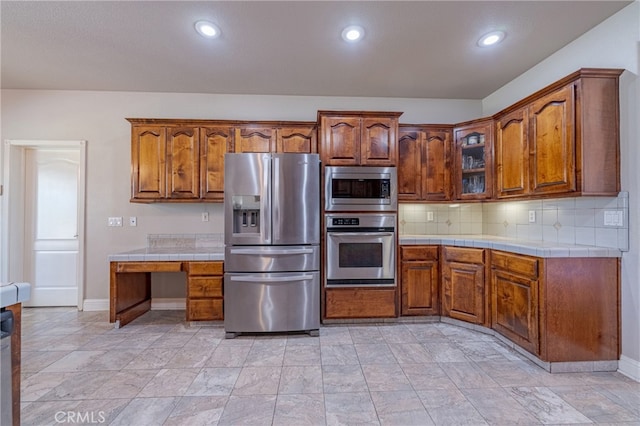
115;261;182;273
187;298;223;321
325;288;396;319
491;251;538;278
188;277;223;298
443;246;484;264
401;246;438;261
187;261;223;276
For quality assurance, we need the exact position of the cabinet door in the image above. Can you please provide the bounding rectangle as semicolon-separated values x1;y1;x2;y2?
491;269;539;355
398;129;422;200
454;121;493;200
400;246;439;316
442;261;485;325
167;127;200;199
201;126;232;201
422;130;452;200
496;108;529;198
131;126;167;199
234;126;275;153
277;126;317;153
361;117;397;166
529;84;576;195
320;116;360;165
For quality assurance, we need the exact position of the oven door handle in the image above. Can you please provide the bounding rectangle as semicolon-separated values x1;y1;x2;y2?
229;248;314;256
229;274;315;283
328;232;394;238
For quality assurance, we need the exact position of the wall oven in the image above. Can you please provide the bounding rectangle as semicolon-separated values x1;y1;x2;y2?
325;213;396;287
324;166;397;212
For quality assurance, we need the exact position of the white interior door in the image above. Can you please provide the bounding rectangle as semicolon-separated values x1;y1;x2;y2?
24;148;80;306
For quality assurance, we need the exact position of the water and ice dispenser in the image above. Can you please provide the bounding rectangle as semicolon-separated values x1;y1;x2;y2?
232;195;261;234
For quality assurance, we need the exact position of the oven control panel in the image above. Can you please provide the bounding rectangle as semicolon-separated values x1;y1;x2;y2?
331;218;360;226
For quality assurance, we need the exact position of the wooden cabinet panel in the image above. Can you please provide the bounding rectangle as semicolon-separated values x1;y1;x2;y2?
491;251;540;355
361;117;397;165
188;299;223;320
320;116;361;165
400;246;439;316
398;126;452;201
442;247;487;325
167;127;200;199
201;126;232;201
188;277;223;298
422;130;451;200
234;127;275;153
398;130;421;200
277;126;317;153
188;261;224;275
529;84;575;195
131;126;167;199
325;288;396;318
319;112;401;166
496;108;529;198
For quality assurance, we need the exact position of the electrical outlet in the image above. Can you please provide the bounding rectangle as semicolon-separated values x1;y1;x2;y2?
426;211;434;222
202;212;209;222
129;217;137;227
108;217;123;227
528;211;536;223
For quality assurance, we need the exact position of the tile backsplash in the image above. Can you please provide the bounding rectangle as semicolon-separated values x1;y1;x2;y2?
147;233;224;249
399;192;629;251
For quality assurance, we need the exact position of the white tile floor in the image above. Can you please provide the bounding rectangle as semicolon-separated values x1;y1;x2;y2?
19;308;640;425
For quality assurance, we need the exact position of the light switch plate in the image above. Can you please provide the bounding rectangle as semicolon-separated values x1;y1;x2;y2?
108;217;123;227
604;210;623;227
427;211;434;222
129;217;137;226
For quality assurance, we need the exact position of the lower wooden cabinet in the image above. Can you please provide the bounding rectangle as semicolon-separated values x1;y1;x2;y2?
490;251;619;362
325;288;396;319
400;246;439;316
186;261;224;321
441;246;488;326
491;251;540;355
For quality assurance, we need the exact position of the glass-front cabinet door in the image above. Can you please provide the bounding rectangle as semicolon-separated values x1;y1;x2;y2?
454;119;493;200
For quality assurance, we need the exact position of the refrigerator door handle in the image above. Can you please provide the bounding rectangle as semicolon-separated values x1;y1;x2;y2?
272;155;281;243
229;274;315;283
229;248;314;255
262;154;272;244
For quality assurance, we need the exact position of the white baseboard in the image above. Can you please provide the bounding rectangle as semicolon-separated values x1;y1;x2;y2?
151;298;186;310
618;354;640;382
82;299;109;311
81;298;186;312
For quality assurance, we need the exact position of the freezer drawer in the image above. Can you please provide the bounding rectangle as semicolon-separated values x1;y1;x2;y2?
224;271;320;335
225;245;320;273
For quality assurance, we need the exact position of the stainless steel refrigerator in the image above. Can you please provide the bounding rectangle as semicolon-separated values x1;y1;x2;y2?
224;153;320;338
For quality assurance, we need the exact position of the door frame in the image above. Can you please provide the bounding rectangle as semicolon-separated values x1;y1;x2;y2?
2;140;87;309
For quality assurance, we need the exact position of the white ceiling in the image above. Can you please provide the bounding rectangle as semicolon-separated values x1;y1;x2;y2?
1;1;632;99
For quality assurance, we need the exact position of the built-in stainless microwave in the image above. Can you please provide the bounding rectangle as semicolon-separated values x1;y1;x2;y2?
324;166;397;212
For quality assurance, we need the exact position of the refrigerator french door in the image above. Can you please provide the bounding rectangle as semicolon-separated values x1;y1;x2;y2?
224;153;320;338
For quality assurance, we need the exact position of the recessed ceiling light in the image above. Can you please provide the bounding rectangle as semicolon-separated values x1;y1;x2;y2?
341;25;365;42
195;20;221;38
477;30;505;47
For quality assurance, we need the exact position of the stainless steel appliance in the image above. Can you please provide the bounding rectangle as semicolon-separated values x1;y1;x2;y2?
324;166;397;211
325;213;396;287
224;153;320;338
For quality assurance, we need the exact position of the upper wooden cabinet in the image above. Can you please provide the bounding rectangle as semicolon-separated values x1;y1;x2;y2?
495;69;622;199
398;125;452;201
318;111;402;166
454;119;493;200
129;119;316;202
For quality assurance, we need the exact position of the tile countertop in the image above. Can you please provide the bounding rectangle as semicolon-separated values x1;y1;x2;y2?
399;234;622;258
0;282;31;308
108;247;225;262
